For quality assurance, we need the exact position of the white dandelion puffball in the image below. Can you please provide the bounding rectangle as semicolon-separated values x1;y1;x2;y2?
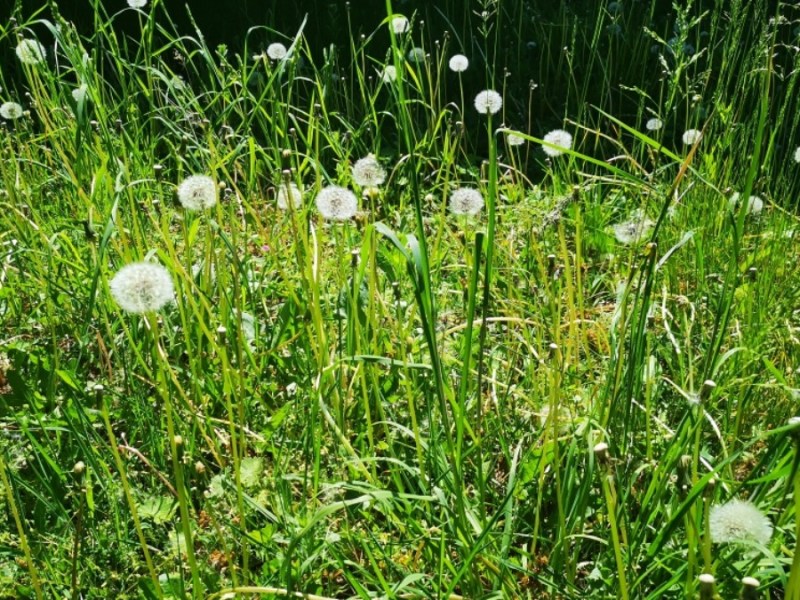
506;132;526;146
277;183;303;210
474;89;502;115
352;154;386;187
682;128;702;145
72;84;89;103
381;65;398;83
16;39;46;65
646;118;663;131
794;147;800;164
407;47;425;63
110;262;175;314
709;499;772;546
315;185;358;221
177;175;218;211
542;129;573;157
729;192;764;216
448;54;469;73
267;43;288;60
127;0;147;7
612;210;654;245
391;16;409;34
0;102;24;120
449;187;484;216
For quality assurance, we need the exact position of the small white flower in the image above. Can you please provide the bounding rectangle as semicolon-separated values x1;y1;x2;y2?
267;43;288;60
449;187;484;216
380;65;398;83
448;54;469;73
0;102;24;120
16;39;46;65
506;132;526;146
709;499;772;546
352;154;386;187
794;146;800;164
72;84;89;103
177;175;218;211
315;185;358;221
110;262;175;314
277;183;303;210
127;0;147;7
682;128;702;145
612;209;654;245
729;192;764;216
474;89;502;115
646;118;663;131
390;16;409;34
542;129;573;157
407;47;425;63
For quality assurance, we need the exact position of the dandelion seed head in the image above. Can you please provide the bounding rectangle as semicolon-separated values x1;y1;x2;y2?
448;54;469;73
0;102;24;120
110;262;174;314
277;183;303;210
682;128;702;145
267;43;288;60
607;1;623;14
542;129;573;157
127;0;147;7
72;84;88;103
474;89;502;115
646;118;663;131
612;209;654;245
449;187;484;216
391;16;409;34
380;65;398;83
16;39;46;65
315;185;358;221
729;192;764;216
407;47;425;63
507;132;526;146
177;175;218;211
352;154;386;187
709;499;772;546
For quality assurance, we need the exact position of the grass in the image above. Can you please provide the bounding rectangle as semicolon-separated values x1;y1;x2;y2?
1;0;800;598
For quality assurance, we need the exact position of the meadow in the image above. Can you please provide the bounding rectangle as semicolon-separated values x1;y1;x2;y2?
1;0;800;598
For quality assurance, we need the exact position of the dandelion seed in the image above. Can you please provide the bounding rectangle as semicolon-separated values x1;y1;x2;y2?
380;65;398;83
682;128;702;145
709;499;772;546
612;209;654;245
267;43;288;60
728;192;764;216
177;175;218;211
646;118;663;131
448;54;469;73
72;84;88;103
16;39;46;65
794;147;800;164
390;16;409;34
506;132;526;146
277;183;303;210
315;185;358;221
407;47;425;63
110;262;175;314
449;187;484;216
474;89;502;115
542;129;573;157
127;0;147;7
352;154;386;187
0;102;24;120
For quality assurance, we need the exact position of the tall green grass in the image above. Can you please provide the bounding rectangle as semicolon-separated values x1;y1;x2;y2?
0;0;799;598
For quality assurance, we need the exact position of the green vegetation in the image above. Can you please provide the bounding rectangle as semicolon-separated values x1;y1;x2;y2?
1;0;799;598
